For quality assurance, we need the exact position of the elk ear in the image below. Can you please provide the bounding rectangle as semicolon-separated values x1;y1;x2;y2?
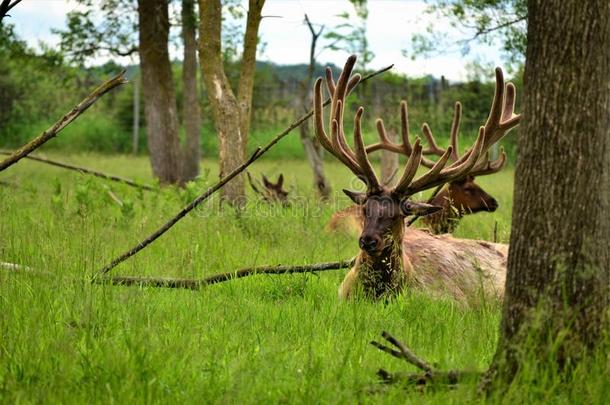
343;189;367;205
262;175;272;189
400;200;442;217
276;174;284;188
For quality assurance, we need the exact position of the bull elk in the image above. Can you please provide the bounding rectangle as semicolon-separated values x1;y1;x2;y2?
313;56;520;302
328;96;506;235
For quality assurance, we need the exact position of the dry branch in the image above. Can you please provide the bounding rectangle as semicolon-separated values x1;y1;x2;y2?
96;63;393;278
100;258;355;289
371;331;480;387
0;71;128;172
0;0;22;21
2;258;354;290
0;150;154;190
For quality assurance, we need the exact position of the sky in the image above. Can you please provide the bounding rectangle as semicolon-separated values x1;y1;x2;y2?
7;0;507;82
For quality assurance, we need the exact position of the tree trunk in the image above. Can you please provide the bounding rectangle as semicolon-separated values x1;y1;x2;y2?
297;14;332;200
138;0;182;185
132;75;140;155
181;0;201;181
199;0;245;205
487;0;610;388
236;0;265;156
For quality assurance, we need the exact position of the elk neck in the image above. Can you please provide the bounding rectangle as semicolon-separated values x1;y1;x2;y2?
356;218;410;299
424;186;462;234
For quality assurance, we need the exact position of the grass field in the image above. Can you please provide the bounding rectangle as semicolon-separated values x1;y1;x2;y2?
0;153;605;403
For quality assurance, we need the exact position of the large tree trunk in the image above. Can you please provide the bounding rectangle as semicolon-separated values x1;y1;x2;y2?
199;0;245;205
487;0;610;388
181;0;202;181
138;0;182;185
236;0;265;156
298;14;332;200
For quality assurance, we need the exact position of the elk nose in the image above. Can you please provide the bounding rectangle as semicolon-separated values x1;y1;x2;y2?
359;236;378;253
488;198;499;211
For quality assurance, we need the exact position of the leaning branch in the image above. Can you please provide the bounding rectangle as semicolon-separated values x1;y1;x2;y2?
96;63;393;278
0;0;22;22
0;71;128;172
0;150;154;191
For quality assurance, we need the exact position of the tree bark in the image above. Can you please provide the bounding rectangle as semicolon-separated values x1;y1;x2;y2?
181;0;202;181
199;0;264;205
138;0;183;185
487;0;610;388
298;14;332;200
236;0;265;156
132;75;140;155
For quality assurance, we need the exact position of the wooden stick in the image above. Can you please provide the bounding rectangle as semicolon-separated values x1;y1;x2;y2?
2;258;354;290
376;368;480;386
381;331;433;372
96;63;394;278
372;331;480;387
100;258;355;289
0;71;128;172
0;150;154;191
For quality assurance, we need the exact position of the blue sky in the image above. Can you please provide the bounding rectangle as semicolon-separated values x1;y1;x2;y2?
8;0;506;81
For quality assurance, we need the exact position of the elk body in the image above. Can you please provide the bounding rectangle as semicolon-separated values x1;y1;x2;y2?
313;56;520;303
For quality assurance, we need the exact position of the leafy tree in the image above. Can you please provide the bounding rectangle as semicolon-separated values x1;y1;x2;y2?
54;0;138;65
408;0;526;66
325;0;374;70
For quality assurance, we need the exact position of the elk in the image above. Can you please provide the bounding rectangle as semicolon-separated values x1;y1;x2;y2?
247;172;290;206
328;99;505;235
313;55;520;302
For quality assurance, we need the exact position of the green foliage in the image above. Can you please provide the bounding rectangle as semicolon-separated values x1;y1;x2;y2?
325;0;374;69
408;0;526;67
53;0;138;65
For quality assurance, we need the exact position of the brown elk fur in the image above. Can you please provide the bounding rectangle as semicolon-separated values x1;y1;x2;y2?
337;195;507;303
421;175;498;234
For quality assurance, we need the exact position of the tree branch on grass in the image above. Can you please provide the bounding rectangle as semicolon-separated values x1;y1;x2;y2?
371;331;480;386
1;258;355;290
0;70;128;172
0;150;154;191
95;62;393;279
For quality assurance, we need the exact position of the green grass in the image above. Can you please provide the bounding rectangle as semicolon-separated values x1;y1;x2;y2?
0;153;605;403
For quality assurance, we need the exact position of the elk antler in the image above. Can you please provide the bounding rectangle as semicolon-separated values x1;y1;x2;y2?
366;68;520;178
313;55;488;197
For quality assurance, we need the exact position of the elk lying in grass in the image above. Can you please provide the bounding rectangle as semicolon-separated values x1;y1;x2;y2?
247;172;290;206
313;56;520;302
328;99;505;235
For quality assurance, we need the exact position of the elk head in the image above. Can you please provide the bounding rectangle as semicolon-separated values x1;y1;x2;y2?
314;56;520;257
442;175;498;213
247;172;290;205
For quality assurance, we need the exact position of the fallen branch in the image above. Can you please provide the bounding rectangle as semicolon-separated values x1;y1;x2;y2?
0;71;128;172
96;61;393;278
371;331;480;387
2;258;354;290
100;258;355;289
0;150;154;190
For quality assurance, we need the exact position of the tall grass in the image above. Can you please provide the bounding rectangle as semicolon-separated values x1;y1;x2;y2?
0;154;606;403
